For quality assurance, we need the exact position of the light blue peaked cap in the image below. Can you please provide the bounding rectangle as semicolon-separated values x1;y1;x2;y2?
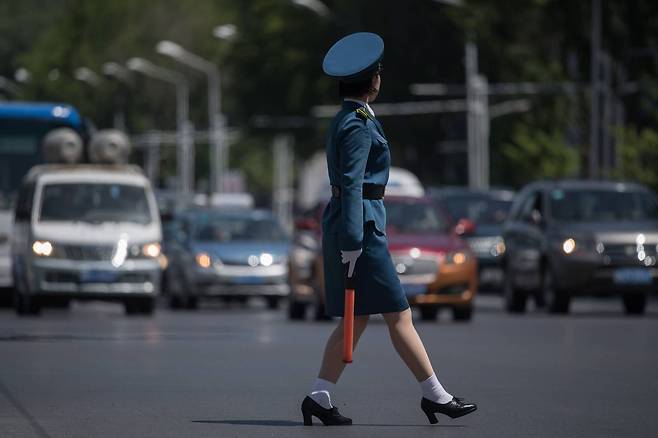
322;32;384;83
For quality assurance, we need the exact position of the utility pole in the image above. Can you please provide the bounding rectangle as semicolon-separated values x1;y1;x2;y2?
157;40;226;195
601;52;613;178
127;57;194;195
589;0;602;179
273;135;294;232
474;74;490;189
145;130;161;186
465;42;481;188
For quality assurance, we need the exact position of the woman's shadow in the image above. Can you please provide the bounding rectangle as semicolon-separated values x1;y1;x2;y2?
191;419;464;428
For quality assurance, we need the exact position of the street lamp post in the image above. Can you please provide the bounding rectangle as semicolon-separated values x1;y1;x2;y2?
0;76;21;98
102;62;132;131
156;40;225;196
74;67;102;87
14;68;31;84
127;57;194;195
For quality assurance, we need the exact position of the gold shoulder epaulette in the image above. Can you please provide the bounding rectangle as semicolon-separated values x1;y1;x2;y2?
355;107;370;121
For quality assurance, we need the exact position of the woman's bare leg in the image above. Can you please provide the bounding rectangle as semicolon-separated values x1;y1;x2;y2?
318;315;369;382
382;308;433;381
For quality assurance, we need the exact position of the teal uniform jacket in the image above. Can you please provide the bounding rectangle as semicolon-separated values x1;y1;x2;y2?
322;100;409;316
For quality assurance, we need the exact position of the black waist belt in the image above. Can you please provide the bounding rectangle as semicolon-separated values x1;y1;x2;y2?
331;184;385;200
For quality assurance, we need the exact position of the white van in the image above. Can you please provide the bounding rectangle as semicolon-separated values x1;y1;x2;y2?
11;164;163;315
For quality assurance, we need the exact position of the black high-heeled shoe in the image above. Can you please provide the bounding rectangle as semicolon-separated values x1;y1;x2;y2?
301;396;352;426
420;397;477;424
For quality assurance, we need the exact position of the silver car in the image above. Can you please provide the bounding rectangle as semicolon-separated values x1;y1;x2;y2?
163;208;290;310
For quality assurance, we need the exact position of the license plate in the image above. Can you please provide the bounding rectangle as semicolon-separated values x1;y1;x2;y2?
480;268;503;284
80;270;117;283
613;268;652;285
232;276;266;285
403;283;427;296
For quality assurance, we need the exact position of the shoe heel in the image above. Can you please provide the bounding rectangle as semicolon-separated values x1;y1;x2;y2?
302;410;313;426
423;409;438;425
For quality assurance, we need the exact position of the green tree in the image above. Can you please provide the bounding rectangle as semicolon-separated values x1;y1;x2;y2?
615;126;658;192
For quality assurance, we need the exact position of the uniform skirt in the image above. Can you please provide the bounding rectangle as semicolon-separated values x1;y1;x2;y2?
322;221;410;317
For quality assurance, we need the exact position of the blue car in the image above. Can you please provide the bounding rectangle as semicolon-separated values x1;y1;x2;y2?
163;208;290;309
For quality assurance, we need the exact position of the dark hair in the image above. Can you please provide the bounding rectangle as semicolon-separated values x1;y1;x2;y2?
338;77;373;98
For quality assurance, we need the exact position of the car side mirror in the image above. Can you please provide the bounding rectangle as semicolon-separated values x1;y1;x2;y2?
530;209;543;226
455;218;476;236
294;217;319;231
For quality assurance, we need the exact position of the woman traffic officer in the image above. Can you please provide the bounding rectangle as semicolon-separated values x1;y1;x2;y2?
300;32;478;426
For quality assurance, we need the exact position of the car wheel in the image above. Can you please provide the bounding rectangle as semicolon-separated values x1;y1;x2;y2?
314;302;331;321
622;294;646;315
15;293;40;316
49;298;71;310
266;296;280;310
544;265;570;314
419;305;438;321
124;299;140;315
185;296;199;310
452;305;473;322
168;295;184;309
0;287;14;307
503;269;527;313
288;300;307;320
139;298;155;315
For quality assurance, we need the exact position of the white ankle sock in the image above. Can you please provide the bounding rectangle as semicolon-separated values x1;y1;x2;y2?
309;378;335;409
420;373;453;404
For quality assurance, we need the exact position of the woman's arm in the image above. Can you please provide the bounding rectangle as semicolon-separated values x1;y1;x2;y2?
338;117;372;251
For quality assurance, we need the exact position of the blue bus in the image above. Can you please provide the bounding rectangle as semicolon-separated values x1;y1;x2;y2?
0;102;84;208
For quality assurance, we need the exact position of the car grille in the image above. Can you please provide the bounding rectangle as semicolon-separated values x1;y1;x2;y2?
221;259;256;266
390;254;438;277
61;244;115;261
602;242;658;264
221;260;285;267
466;237;498;257
437;283;468;295
44;271;150;283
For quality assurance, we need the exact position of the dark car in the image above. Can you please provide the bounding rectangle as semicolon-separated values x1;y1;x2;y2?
502;180;658;315
163;208;290;309
430;187;514;290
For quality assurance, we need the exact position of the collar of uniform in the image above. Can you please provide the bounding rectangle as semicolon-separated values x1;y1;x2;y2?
343;98;375;117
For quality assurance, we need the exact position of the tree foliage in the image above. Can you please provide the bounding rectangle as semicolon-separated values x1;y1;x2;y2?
1;0;657;196
615;126;658;192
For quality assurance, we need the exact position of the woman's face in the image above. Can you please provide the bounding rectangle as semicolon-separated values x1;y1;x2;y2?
369;73;381;102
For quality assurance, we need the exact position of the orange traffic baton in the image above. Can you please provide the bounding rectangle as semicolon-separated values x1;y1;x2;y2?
342;271;356;363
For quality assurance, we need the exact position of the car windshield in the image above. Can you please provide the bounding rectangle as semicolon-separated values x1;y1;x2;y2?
386;201;450;234
441;195;513;225
193;215;288;242
549;189;658;222
39;183;153;224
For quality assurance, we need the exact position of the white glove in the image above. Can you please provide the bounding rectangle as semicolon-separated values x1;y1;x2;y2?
341;249;362;278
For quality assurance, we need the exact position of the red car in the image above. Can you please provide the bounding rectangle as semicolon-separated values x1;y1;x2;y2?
288;196;478;321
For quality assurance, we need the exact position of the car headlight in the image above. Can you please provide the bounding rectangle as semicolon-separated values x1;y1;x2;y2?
143;242;161;258
491;237;506;257
445;251;470;265
128;242;162;259
260;253;274;267
32;240;54;257
195;252;212;268
562;238;576;254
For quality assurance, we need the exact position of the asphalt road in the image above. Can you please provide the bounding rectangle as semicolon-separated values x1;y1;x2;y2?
0;295;657;438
